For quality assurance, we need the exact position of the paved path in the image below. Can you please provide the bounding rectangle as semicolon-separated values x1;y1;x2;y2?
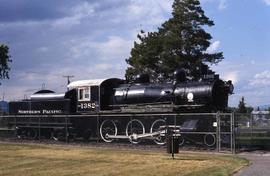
234;151;270;176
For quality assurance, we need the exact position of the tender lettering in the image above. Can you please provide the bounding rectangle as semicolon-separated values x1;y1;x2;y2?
18;109;63;114
42;110;62;114
18;110;41;114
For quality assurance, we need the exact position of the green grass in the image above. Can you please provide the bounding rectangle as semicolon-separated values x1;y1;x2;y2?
0;142;248;176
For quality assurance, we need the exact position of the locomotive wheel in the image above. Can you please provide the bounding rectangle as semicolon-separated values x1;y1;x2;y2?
15;128;25;139
204;133;216;147
26;129;38;140
43;129;54;139
126;119;145;144
99;120;117;143
51;130;66;141
150;119;166;145
83;129;92;141
178;136;185;146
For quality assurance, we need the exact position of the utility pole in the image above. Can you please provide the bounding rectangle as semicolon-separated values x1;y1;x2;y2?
63;75;74;90
42;83;46;90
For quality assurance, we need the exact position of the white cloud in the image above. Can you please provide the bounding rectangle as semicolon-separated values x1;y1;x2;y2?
94;63;124;71
223;71;238;84
0;69;68;100
250;79;270;86
263;0;270;5
69;36;133;60
94;63;114;70
125;0;172;28
128;2;144;15
52;15;82;28
211;60;270;106
0;2;96;29
218;0;228;10
95;36;133;60
249;70;270;86
206;40;221;54
200;0;214;3
158;0;173;12
200;0;228;10
254;70;270;79
250;60;256;65
52;2;95;29
36;47;49;53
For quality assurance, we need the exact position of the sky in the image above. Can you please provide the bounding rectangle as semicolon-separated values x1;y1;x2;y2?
0;0;269;107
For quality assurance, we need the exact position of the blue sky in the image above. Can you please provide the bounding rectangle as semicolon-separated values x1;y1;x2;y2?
0;0;269;107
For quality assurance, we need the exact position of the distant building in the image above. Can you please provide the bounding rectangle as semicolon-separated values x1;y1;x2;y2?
252;110;270;126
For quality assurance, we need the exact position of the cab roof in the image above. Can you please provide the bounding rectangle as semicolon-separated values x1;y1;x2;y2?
67;79;107;89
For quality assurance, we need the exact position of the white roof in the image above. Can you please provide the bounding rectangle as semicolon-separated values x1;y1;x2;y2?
252;110;269;115
67;79;107;89
30;93;65;100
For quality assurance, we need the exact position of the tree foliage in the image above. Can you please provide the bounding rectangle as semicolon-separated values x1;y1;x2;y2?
237;97;253;113
237;97;247;113
0;44;11;80
125;0;224;82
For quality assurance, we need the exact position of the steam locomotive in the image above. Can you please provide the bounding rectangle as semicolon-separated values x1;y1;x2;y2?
7;68;233;146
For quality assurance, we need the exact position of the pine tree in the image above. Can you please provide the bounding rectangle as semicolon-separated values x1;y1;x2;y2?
125;0;223;82
0;44;11;80
237;97;247;113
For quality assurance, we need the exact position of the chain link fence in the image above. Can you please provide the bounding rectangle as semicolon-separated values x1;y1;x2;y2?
3;112;270;152
235;112;270;150
0;112;236;153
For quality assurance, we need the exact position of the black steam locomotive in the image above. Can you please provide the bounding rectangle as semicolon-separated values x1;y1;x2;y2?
8;68;233;146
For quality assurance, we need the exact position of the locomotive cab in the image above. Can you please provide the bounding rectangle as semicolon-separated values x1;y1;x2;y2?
67;78;122;113
77;86;99;113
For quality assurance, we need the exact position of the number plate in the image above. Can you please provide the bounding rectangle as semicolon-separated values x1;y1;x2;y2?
77;101;98;112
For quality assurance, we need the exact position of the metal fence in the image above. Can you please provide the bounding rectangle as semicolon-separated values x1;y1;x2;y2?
2;112;270;152
235;113;270;150
0;112;236;153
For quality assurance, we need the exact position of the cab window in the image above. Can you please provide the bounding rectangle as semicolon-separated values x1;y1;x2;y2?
78;87;90;101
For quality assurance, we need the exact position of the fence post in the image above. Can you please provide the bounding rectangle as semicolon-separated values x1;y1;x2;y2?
249;113;253;149
230;113;235;154
216;112;221;152
65;115;68;143
38;115;41;141
97;114;100;143
233;113;235;154
15;115;17;139
172;114;177;159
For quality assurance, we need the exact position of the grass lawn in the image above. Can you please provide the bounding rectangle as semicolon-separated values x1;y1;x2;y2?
0;142;248;176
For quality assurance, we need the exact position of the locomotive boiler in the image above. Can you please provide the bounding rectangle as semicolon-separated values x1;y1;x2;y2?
8;69;233;146
112;71;232;111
